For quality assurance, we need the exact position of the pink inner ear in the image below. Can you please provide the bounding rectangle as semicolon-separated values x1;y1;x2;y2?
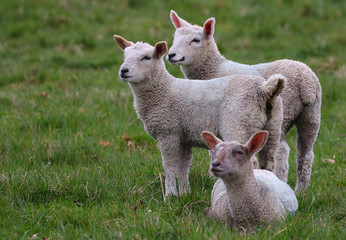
171;13;181;28
155;43;167;58
157;46;163;56
114;35;131;51
114;38;125;50
117;40;126;50
204;19;214;37
202;132;220;150
248;132;267;154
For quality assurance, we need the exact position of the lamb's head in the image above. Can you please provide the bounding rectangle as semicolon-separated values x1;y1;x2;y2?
114;35;168;83
201;131;268;181
167;10;216;66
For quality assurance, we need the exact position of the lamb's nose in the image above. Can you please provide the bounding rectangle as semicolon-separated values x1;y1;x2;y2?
212;161;220;167
121;68;129;75
168;53;176;60
120;68;129;77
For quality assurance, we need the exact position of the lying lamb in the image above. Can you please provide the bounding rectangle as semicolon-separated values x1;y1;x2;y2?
168;10;322;191
202;130;298;231
113;34;285;196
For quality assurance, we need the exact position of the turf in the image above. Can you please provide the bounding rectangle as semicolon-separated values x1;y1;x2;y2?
0;0;345;239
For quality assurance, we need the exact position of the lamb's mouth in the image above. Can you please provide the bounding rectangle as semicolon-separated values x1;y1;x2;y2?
121;74;133;79
120;75;133;82
211;168;225;176
168;56;185;64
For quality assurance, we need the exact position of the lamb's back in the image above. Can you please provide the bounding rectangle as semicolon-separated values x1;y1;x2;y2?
260;59;321;106
254;169;298;214
221;60;269;77
169;78;228;143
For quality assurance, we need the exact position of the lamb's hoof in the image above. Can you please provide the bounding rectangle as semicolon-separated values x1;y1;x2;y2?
165;193;178;198
178;186;191;196
294;185;308;194
164;189;178;198
294;180;310;193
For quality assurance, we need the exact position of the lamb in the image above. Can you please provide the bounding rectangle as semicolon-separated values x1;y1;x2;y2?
167;10;322;191
113;34;285;196
201;130;298;231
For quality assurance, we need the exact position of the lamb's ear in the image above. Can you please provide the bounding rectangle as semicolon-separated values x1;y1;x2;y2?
154;41;168;59
245;131;268;156
201;131;222;151
114;35;133;51
203;18;215;40
262;74;286;100
170;10;191;29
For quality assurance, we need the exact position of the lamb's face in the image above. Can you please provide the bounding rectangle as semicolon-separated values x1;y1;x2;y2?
119;43;156;83
167;11;215;67
209;142;251;181
167;27;205;66
201;131;268;182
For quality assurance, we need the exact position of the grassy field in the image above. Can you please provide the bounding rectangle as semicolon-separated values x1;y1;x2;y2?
0;0;345;239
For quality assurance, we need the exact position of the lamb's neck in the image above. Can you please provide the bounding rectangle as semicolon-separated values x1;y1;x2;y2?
129;69;172;95
181;42;227;80
128;68;173;117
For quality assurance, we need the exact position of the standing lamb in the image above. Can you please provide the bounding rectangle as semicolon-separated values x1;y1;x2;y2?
202;130;298;231
167;10;322;191
113;34;285;196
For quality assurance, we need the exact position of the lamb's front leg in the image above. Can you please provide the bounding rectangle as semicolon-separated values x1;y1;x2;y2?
158;136;182;197
176;146;192;195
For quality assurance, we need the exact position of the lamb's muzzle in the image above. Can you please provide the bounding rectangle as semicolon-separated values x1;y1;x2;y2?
120;68;131;79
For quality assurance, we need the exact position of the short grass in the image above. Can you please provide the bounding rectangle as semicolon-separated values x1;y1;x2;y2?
0;0;345;239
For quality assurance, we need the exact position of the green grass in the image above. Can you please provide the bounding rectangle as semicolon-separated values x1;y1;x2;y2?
0;0;345;239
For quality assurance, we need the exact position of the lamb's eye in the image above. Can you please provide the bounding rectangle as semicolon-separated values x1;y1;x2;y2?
191;38;200;43
237;151;244;155
141;56;151;61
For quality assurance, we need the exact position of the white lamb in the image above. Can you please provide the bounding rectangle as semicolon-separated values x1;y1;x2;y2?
167;10;322;191
113;34;285;196
202;130;298;231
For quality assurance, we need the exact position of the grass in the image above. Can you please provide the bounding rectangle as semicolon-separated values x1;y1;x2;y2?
0;0;345;239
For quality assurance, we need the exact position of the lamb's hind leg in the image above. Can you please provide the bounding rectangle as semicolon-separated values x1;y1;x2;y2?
295;100;321;192
274;136;290;182
258;128;280;173
258;100;283;174
176;145;193;195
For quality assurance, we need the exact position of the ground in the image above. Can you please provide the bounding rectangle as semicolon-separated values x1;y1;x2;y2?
0;0;345;239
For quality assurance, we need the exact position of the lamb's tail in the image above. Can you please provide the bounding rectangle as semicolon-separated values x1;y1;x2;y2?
297;66;321;105
261;74;286;119
261;74;286;100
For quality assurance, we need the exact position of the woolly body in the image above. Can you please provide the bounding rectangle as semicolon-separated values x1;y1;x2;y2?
207;170;298;230
202;131;298;231
168;11;322;191
114;37;284;196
